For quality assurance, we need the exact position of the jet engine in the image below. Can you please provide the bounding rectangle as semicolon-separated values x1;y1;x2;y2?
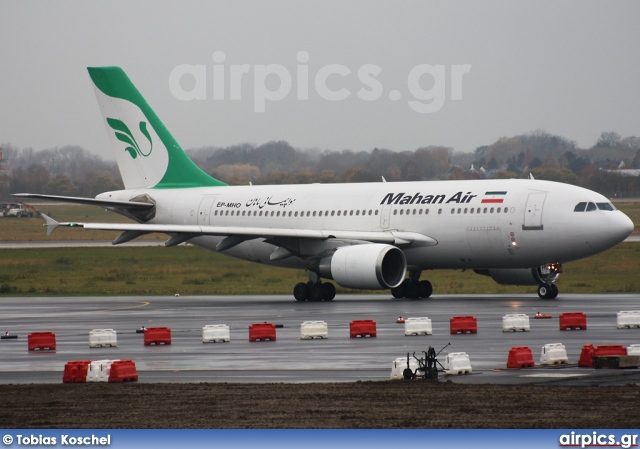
318;244;407;290
474;263;562;286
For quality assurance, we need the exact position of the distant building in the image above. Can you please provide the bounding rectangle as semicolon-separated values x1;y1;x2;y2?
606;169;640;177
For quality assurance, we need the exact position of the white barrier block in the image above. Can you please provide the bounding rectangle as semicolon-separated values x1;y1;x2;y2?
89;329;117;348
617;311;640;329
443;352;473;375
300;321;328;339
202;324;230;343
540;343;569;365
502;314;530;332
404;317;433;336
390;357;421;379
86;359;118;382
627;344;640;356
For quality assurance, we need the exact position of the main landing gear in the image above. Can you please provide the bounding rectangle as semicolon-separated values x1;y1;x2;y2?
391;271;433;299
537;283;559;299
293;274;336;302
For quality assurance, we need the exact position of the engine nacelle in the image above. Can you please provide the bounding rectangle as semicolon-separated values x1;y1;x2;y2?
475;263;561;286
318;244;406;290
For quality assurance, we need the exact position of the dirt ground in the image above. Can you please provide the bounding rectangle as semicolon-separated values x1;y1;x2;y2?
1;382;639;428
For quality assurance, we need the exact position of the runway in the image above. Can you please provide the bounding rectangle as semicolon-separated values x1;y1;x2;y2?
1;293;639;385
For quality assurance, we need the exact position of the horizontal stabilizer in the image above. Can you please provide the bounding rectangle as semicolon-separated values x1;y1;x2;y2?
12;193;154;211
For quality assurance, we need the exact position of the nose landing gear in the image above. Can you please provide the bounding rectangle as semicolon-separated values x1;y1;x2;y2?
538;283;559;299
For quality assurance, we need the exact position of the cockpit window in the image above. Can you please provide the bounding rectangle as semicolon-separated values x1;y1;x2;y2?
596;202;615;211
575;201;615;212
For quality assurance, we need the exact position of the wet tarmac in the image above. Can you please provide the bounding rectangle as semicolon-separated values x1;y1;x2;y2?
1;293;639;385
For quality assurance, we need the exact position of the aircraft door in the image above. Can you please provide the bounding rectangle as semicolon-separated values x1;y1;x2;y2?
523;192;546;230
380;205;391;229
197;195;217;226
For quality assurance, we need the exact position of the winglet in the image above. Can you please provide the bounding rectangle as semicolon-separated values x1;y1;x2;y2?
41;214;60;236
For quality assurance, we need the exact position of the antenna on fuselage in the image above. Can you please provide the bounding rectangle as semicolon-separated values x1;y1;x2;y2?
529;173;535;180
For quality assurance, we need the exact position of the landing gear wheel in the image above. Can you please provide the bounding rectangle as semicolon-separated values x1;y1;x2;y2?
419;280;433;299
309;283;324;301
391;283;406;299
293;282;309;301
538;283;558;299
405;280;420;299
322;282;336;301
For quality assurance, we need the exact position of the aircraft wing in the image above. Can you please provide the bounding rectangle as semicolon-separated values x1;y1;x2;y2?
40;214;437;250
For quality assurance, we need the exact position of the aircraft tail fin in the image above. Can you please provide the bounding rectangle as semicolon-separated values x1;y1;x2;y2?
87;66;226;190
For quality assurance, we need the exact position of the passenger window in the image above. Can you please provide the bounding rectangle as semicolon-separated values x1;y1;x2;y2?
597;202;615;211
574;202;587;212
393;210;398;215
586;202;597;212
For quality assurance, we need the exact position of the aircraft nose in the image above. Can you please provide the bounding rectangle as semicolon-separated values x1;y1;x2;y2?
610;212;635;243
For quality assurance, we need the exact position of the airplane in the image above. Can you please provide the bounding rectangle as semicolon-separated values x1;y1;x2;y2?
14;66;634;301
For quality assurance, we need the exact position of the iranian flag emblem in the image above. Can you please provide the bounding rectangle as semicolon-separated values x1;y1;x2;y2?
481;191;507;203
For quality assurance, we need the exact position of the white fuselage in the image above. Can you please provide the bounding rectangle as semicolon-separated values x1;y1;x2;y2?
98;178;633;272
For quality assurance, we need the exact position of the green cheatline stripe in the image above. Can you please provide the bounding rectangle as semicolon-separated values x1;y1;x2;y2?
484;191;507;195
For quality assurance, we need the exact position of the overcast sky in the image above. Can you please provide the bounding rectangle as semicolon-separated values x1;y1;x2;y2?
1;1;639;160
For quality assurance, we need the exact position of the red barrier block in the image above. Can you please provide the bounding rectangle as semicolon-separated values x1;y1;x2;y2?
62;360;92;383
594;345;627;357
144;327;172;345
578;344;595;367
28;332;56;351
350;320;377;338
249;323;276;341
559;312;587;330
108;360;139;382
506;346;535;368
450;316;478;334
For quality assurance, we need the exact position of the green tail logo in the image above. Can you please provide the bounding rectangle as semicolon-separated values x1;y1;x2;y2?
107;118;153;159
